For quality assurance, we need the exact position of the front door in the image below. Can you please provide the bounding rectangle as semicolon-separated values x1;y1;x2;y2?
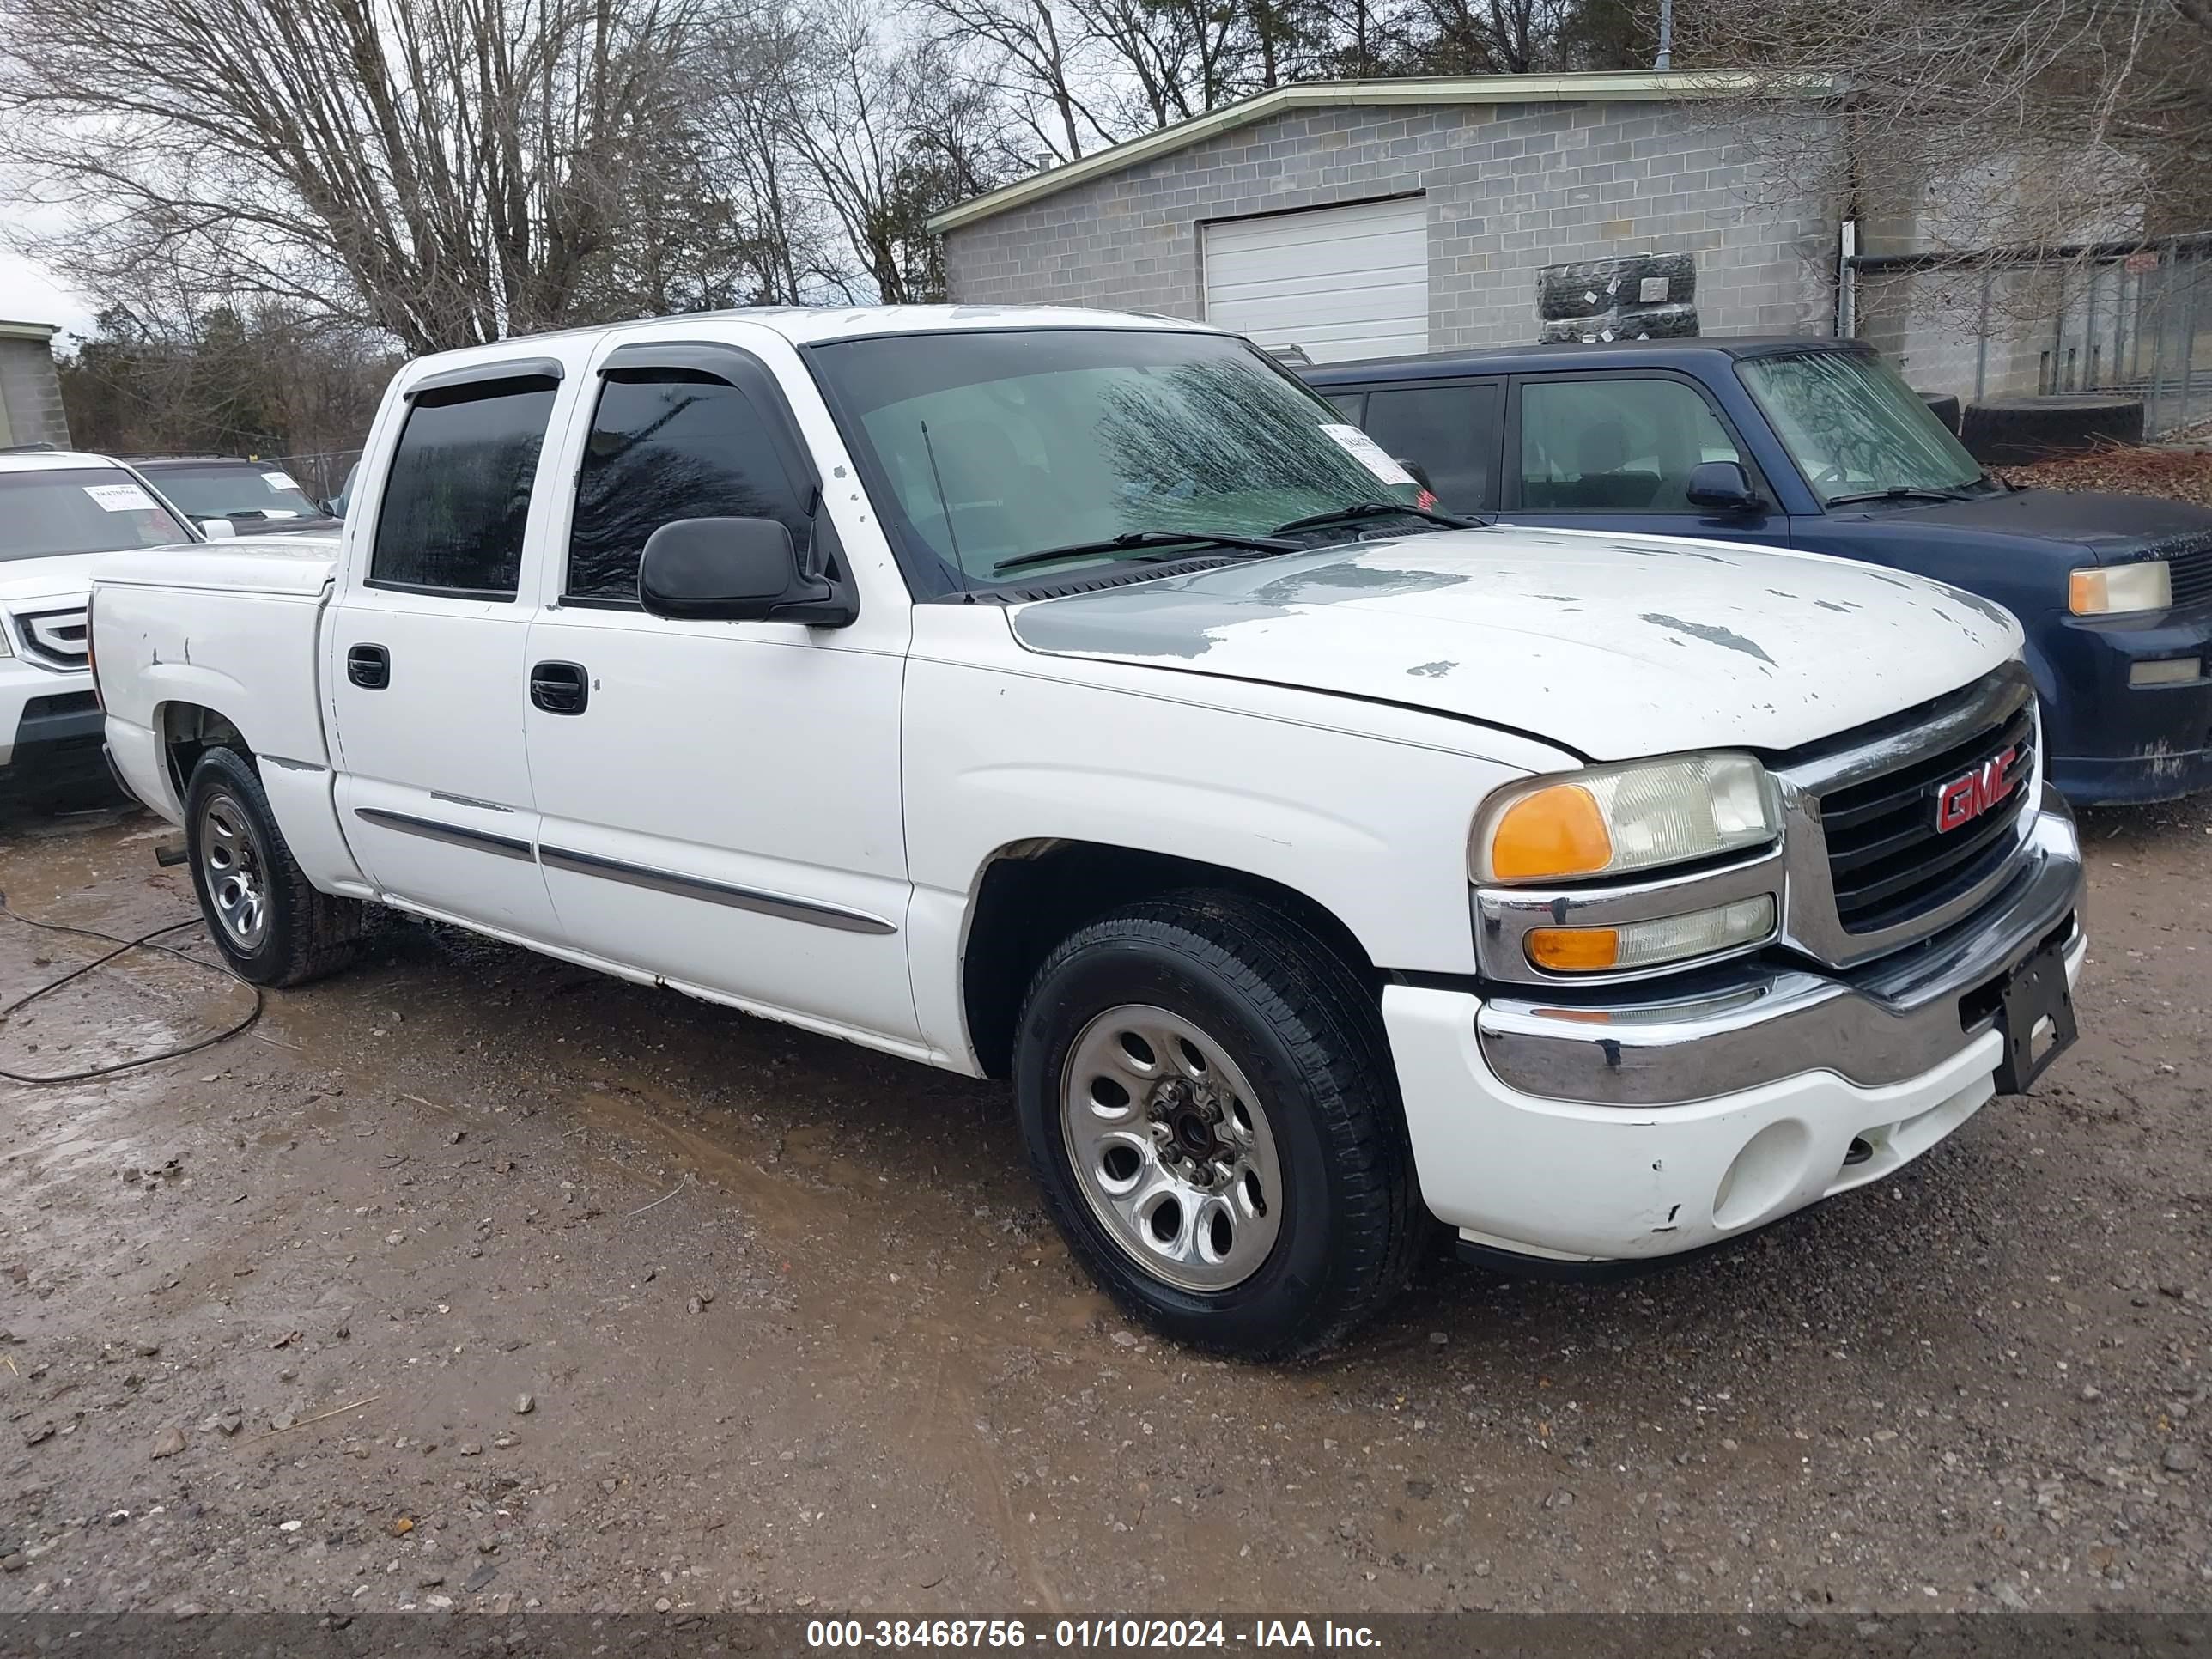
325;371;565;940
522;343;919;1043
1503;372;1792;550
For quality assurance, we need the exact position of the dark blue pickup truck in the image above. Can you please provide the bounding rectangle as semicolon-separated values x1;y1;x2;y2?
1302;338;2212;805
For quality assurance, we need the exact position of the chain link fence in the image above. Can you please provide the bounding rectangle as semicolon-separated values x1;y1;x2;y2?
1845;233;2211;440
251;447;362;503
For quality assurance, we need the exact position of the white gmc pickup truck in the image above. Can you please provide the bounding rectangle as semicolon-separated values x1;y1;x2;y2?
89;307;2087;1357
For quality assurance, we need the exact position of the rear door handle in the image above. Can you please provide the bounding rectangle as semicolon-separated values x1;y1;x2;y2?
346;643;389;690
530;660;589;714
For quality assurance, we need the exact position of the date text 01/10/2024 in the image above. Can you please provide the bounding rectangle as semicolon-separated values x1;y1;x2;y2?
801;1620;1382;1648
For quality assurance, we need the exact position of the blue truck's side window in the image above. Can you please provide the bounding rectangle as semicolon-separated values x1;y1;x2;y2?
1518;378;1741;513
1359;382;1502;512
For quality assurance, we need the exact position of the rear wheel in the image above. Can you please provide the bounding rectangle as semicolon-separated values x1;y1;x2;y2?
184;748;362;986
1015;890;1423;1359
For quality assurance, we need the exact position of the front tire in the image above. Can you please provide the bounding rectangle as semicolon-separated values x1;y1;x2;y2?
183;748;362;987
1014;891;1423;1359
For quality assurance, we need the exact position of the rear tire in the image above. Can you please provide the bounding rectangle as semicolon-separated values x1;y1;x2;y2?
1014;890;1424;1359
183;748;362;987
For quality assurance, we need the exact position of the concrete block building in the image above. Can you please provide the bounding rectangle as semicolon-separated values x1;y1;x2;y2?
0;320;70;447
931;72;1844;362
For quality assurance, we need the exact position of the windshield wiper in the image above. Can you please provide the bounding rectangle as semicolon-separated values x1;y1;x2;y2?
991;529;1298;574
1825;486;1981;507
1270;501;1480;535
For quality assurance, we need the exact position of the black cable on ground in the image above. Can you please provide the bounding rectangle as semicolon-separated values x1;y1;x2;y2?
0;892;262;1084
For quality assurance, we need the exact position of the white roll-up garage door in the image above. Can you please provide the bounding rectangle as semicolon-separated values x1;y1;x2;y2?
1201;197;1430;363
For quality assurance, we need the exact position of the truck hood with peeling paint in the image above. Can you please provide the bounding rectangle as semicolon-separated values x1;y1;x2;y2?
1007;526;2022;761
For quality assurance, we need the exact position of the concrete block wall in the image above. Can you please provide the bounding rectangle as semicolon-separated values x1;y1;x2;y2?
0;333;70;448
945;100;1842;350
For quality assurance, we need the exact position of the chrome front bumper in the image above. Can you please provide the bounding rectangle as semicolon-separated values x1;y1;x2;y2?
1476;800;2085;1107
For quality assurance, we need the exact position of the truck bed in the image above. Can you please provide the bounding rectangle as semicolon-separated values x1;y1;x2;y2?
94;532;342;817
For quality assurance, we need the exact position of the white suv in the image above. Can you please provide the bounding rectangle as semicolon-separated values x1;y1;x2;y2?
0;447;199;805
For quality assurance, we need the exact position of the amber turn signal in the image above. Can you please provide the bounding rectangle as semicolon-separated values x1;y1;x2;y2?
1487;784;1613;880
1526;927;1621;971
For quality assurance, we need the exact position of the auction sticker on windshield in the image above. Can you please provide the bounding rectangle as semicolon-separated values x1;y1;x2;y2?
1318;424;1416;487
262;471;301;491
84;483;161;513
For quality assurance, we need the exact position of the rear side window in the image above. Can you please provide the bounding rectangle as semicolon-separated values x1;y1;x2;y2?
567;370;808;604
1358;383;1503;512
369;377;557;597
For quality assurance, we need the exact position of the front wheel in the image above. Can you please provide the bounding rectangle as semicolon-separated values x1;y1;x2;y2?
184;747;362;987
1014;891;1423;1359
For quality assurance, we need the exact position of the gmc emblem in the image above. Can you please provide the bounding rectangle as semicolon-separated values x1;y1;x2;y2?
1936;745;2020;832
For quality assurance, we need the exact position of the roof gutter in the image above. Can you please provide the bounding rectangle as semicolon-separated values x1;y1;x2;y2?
927;70;1838;234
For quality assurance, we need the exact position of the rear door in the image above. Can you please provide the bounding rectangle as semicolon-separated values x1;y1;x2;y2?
1502;371;1790;548
324;362;568;939
521;337;919;1043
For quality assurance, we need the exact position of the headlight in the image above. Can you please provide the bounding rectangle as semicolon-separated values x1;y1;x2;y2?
2069;562;2170;616
1473;752;1776;884
0;619;12;659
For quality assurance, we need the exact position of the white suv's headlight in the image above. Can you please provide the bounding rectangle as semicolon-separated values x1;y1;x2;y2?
1471;752;1777;884
0;614;13;659
2070;561;2170;616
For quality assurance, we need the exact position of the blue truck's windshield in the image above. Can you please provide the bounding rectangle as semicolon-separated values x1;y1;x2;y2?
1738;350;1992;507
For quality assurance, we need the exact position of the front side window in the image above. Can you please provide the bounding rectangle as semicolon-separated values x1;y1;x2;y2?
1738;349;1990;506
369;377;556;596
807;329;1418;586
567;370;807;604
1360;383;1503;513
0;465;195;561
1517;378;1743;513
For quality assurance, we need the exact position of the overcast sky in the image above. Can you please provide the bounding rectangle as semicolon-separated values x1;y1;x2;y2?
0;248;95;338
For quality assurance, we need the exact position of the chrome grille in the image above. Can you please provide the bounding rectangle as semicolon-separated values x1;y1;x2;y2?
2170;538;2212;610
14;605;89;670
1819;697;2036;934
1772;664;2041;969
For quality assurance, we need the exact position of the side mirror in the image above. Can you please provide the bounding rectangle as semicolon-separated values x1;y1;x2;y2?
638;516;856;627
199;517;239;542
1395;458;1436;495
1686;460;1761;514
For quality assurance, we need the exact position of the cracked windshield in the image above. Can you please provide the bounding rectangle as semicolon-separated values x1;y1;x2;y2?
810;329;1424;584
1738;348;1995;505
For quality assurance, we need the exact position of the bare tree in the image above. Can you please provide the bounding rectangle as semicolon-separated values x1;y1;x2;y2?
0;0;719;352
902;0;1132;161
1675;0;2212;258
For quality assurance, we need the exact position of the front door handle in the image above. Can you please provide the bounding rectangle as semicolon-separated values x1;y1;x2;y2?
530;660;589;714
346;643;389;690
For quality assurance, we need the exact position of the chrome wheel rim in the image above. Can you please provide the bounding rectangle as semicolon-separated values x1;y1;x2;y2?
198;791;269;950
1059;1004;1284;1292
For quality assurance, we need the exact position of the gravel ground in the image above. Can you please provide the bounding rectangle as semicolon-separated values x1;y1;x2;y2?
0;793;2208;1619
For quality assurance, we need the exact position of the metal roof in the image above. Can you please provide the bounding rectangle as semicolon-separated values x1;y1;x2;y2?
927;70;1835;234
